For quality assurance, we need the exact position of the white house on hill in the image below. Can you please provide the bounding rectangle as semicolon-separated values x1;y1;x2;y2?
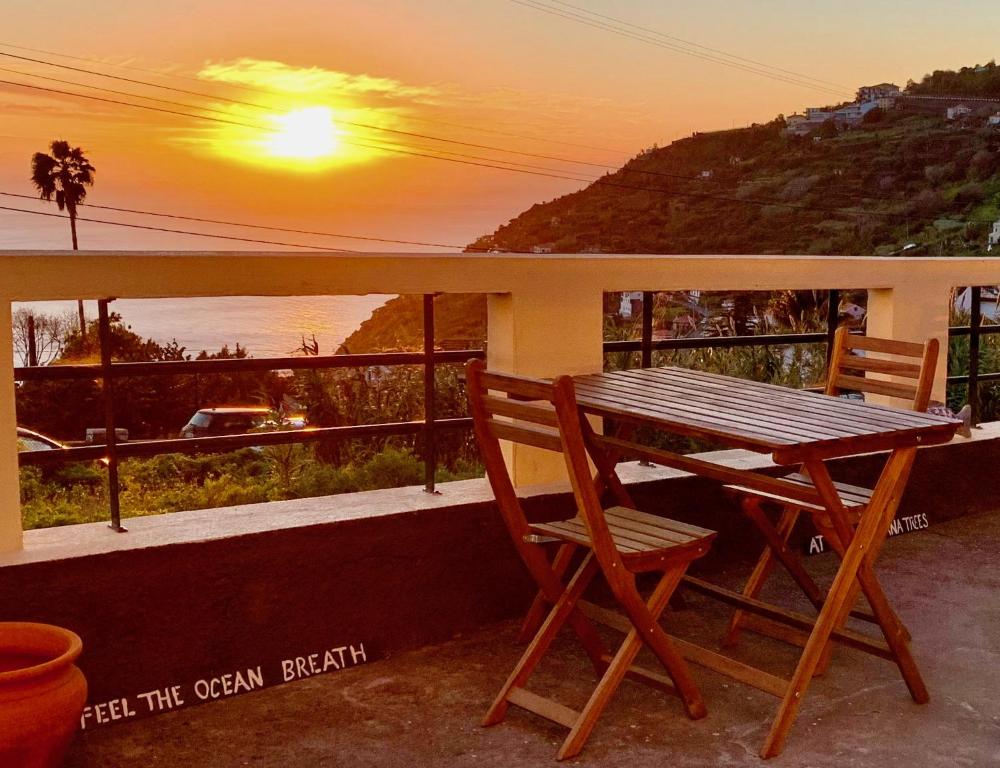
947;104;972;120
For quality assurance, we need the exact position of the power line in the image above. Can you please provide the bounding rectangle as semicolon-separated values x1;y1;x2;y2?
0;60;859;194
7;71;989;225
507;0;850;98
0;192;496;251
0;76;910;219
545;0;851;91
0;41;633;156
0;204;356;251
0;51;625;171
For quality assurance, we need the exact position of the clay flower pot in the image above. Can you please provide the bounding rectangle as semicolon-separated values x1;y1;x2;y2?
0;623;87;768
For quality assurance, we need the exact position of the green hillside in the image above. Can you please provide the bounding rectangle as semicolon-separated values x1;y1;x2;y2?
343;64;1000;352
469;110;999;257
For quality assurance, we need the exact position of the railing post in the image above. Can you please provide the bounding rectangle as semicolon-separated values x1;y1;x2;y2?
641;291;654;369
98;299;126;532
866;282;952;406
968;286;981;426
422;293;438;494
825;289;840;367
0;301;23;552
487;287;605;486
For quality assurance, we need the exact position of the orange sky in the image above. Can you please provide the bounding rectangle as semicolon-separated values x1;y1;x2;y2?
1;0;997;252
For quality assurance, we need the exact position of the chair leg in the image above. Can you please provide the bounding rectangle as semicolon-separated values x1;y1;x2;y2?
724;500;804;647
557;564;704;761
518;543;576;643
483;553;600;727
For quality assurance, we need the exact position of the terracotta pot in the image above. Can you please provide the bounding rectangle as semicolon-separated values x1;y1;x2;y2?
0;622;87;768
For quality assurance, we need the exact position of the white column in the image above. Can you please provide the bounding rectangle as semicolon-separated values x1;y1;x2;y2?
0;302;23;552
866;281;952;406
487;287;605;486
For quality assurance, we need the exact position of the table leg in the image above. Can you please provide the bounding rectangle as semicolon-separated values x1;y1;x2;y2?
760;448;921;759
805;456;928;700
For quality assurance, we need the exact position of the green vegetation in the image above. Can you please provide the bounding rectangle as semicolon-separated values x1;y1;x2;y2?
908;61;1000;98
467;110;999;257
20;446;480;530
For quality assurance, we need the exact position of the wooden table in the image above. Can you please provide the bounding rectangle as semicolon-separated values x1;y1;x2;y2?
571;366;960;758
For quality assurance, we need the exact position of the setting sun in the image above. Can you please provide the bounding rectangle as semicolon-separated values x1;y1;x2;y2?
263;107;341;160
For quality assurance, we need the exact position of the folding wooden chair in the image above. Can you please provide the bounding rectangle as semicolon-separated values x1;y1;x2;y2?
723;326;939;649
466;360;716;760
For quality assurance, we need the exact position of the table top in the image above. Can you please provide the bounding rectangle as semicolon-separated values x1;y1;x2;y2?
573;366;961;464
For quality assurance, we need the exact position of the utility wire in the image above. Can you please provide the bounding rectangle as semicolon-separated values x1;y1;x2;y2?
6;73;989;224
0;192;499;251
0;41;631;156
507;0;850;98
0;51;626;170
545;0;851;91
0;60;865;193
0;205;356;251
0;76;920;219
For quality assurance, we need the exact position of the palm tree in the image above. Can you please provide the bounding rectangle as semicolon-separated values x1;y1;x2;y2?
31;140;96;335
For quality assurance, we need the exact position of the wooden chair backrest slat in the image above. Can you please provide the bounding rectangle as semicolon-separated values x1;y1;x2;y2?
480;394;559;427
825;326;939;412
488;421;564;453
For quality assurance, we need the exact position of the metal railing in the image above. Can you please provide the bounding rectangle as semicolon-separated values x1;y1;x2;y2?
603;290;842;367
16;294;483;530
947;285;1000;427
20;284;992;531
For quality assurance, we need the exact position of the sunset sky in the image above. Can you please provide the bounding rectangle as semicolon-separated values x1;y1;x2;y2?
2;0;998;252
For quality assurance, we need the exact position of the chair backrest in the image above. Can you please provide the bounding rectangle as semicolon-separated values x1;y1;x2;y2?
825;326;939;411
466;360;621;571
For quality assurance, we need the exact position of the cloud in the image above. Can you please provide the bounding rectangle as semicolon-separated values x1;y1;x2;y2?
198;59;440;103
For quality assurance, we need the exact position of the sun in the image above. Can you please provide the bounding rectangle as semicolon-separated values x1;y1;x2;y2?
263;107;342;160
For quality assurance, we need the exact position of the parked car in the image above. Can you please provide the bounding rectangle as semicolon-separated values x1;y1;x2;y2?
16;426;66;452
179;407;286;439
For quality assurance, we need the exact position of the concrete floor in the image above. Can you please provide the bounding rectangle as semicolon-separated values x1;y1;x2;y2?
68;510;1000;768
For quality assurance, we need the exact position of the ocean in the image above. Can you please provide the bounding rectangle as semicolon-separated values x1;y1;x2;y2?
13;295;394;360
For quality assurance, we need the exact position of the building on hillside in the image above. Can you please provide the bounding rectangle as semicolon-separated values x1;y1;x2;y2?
857;83;901;103
857;83;901;110
947;104;972;120
988;113;1000;127
531;243;554;254
699;170;714;179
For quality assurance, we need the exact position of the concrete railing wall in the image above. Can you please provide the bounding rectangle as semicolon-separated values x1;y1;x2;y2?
4;251;1000;553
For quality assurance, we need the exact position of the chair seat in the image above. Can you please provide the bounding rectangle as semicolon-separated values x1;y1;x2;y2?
726;472;873;516
530;506;715;570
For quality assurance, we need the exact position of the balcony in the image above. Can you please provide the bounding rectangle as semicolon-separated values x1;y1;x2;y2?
2;251;1000;764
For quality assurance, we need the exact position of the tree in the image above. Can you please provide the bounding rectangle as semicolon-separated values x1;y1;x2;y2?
30;140;96;334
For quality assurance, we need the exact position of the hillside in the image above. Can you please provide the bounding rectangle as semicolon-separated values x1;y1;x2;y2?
343;65;1000;352
469;111;999;256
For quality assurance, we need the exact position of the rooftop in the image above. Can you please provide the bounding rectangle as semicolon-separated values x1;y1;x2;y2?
66;508;1000;767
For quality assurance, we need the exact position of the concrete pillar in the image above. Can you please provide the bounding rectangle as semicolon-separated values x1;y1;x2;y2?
0;302;23;552
487;287;605;485
866;281;952;406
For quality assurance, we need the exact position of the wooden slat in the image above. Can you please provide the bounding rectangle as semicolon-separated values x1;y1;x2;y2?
506;686;580;729
576;382;817;444
599;654;679;697
576;601;788;698
606;505;715;540
670;636;789;698
839;356;922;378
480;371;553;401
623;367;936;427
834;374;918;400
680;577;893;660
845;335;926;357
614;368;883;437
481;395;558;426
488;421;562;452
